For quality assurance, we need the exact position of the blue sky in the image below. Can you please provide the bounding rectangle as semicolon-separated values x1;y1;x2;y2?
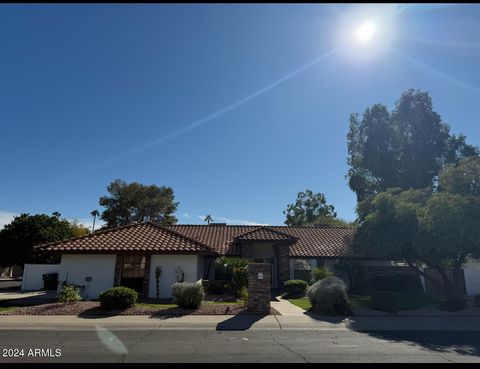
1;4;480;228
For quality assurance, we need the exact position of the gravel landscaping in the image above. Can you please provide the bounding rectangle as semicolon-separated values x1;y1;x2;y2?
0;301;280;316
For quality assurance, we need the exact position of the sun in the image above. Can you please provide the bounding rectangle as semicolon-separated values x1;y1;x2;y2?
355;21;376;43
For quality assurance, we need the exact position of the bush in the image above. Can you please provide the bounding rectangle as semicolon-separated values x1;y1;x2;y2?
239;287;248;306
475;294;480;307
371;273;423;293
215;257;249;297
440;296;467;311
172;282;204;309
58;285;82;303
204;280;228;295
372;291;398;313
284;280;308;297
307;276;351;315
310;266;334;285
99;286;138;311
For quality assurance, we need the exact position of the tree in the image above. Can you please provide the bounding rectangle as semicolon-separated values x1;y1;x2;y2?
347;89;478;201
204;214;213;225
0;213;89;267
99;179;179;228
90;210;100;232
353;188;480;302
283;190;339;226
438;156;480;197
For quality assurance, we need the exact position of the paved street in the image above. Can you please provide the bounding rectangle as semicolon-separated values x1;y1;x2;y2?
0;329;479;362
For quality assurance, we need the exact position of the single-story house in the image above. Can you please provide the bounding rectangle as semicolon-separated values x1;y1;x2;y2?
33;222;391;299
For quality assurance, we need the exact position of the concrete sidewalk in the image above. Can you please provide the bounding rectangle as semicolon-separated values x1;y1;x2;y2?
1;314;480;332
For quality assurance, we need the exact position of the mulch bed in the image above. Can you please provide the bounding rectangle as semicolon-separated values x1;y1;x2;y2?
1;301;279;316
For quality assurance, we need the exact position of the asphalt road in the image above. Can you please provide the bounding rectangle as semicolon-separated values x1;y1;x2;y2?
0;329;479;363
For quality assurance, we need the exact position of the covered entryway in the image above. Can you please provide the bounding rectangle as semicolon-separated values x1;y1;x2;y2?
120;255;147;294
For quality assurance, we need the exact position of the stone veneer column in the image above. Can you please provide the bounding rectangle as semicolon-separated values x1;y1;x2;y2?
113;254;123;287
247;263;271;314
274;244;290;289
142;255;151;298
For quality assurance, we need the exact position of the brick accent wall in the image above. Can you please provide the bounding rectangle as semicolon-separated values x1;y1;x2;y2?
113;255;123;287
142;255;151;298
247;263;271;314
274;244;290;289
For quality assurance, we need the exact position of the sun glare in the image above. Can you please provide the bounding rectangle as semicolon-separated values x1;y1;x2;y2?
355;21;376;43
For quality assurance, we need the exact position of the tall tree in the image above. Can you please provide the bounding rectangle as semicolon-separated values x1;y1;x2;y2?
353;188;480;302
0;213;89;267
283;190;346;226
90;210;100;232
99;179;179;228
347;89;478;201
438;156;480;197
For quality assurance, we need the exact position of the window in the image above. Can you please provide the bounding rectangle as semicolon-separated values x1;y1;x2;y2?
293;259;313;281
121;255;146;279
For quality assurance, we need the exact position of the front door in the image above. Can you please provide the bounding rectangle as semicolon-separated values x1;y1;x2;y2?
120;255;146;294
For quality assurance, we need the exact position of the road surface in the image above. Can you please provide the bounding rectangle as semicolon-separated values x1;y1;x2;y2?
0;329;478;362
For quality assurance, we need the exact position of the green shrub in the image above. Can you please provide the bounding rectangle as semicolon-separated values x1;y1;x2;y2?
284;280;308;296
58;285;82;303
475;294;480;307
99;286;138;310
204;280;228;295
372;291;398;313
307;276;351;315
239;287;248;306
371;273;423;293
310;266;334;285
171;282;204;309
440;296;466;311
215;257;249;297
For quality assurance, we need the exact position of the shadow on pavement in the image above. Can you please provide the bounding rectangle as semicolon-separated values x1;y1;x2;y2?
359;330;480;357
216;311;267;331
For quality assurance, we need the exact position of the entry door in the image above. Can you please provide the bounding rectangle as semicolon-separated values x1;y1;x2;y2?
120;255;146;293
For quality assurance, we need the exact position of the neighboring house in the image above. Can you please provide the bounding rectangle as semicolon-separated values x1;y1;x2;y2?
33;222;388;299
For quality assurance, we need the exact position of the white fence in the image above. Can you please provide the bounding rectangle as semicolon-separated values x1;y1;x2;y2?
21;264;60;291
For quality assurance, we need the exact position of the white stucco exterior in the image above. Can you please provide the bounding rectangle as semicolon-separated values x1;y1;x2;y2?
148;254;203;298
21;264;60;291
59;254;116;300
464;259;480;296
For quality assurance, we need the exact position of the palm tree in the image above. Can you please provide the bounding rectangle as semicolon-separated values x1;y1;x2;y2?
204;214;213;225
90;210;100;232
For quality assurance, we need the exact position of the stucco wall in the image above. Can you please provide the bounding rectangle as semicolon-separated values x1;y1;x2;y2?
21;264;60;291
148;255;202;298
59;254;116;300
464;259;480;295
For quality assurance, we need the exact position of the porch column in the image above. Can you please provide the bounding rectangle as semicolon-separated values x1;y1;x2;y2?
274;244;290;289
142;255;151;298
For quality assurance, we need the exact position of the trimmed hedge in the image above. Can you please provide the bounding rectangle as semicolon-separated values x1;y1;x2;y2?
307;276;351;316
172;282;204;309
99;286;138;310
372;291;398;313
284;280;308;296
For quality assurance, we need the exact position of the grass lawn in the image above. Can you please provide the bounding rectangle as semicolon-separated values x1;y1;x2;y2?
0;306;20;312
286;292;440;311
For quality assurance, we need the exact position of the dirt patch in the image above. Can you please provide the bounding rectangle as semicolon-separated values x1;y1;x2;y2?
1;301;279;316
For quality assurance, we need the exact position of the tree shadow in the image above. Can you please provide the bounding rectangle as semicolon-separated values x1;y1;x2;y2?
303;310;350;324
216;311;268;331
358;330;480;357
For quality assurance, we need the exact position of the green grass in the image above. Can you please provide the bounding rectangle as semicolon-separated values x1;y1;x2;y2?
0;306;20;312
287;292;439;311
286;297;311;310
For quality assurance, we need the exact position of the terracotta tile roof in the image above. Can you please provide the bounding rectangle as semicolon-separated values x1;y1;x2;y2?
234;226;298;242
35;222;215;254
35;222;358;258
165;224;357;258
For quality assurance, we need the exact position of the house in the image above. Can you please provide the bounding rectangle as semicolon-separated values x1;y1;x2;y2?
33;222;390;299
